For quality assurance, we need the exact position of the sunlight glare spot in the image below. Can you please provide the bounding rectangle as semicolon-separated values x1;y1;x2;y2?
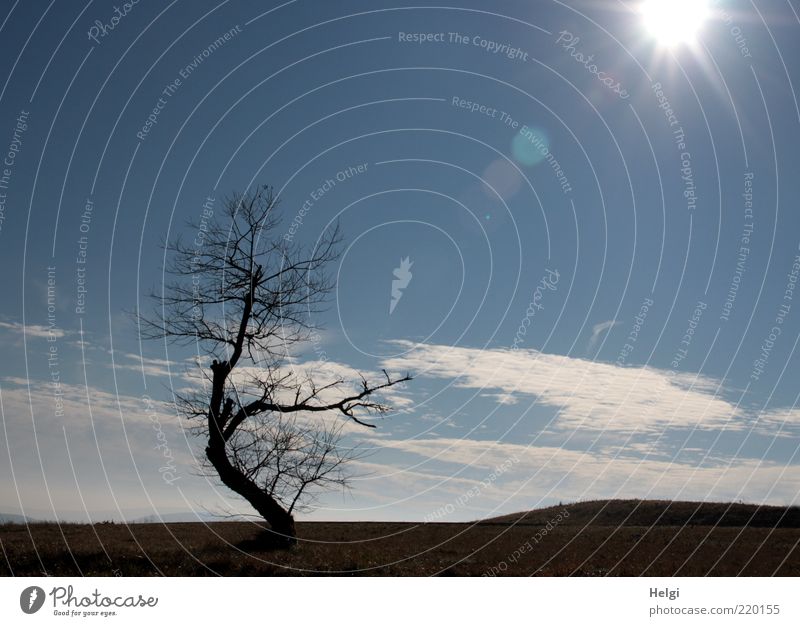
641;0;710;47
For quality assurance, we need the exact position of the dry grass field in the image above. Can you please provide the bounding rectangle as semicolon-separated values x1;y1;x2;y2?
2;500;798;576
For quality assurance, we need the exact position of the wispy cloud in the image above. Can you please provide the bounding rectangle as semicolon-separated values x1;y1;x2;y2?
0;375;206;519
373;435;800;508
0;320;67;339
115;352;186;379
587;319;621;352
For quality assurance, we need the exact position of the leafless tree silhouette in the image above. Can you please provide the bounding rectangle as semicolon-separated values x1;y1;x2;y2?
138;186;410;543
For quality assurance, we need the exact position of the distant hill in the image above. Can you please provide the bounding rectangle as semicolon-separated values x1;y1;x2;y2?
130;512;234;524
0;513;34;524
481;499;800;528
0;511;233;524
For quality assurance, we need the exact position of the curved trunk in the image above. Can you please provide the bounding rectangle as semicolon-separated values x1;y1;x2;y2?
206;444;297;544
206;361;296;545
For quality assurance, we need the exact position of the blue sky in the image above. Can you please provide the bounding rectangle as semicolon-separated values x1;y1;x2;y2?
1;0;800;522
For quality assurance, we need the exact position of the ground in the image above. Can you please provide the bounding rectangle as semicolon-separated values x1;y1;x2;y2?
1;500;798;576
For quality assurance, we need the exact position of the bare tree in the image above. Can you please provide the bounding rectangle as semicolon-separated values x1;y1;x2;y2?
138;186;410;543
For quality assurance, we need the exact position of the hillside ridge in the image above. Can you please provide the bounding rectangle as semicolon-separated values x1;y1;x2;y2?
479;499;800;528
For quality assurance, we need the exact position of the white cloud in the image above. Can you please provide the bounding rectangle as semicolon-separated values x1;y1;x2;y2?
381;341;798;438
0;320;67;339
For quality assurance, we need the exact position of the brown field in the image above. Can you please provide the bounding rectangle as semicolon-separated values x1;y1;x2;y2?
2;500;799;576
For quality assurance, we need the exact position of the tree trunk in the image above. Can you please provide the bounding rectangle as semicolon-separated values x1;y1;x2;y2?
206;363;297;545
206;444;297;545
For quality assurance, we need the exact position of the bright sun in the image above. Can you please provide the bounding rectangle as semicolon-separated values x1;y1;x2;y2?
641;0;710;47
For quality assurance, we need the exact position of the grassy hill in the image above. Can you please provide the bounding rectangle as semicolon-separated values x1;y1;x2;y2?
483;499;800;528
